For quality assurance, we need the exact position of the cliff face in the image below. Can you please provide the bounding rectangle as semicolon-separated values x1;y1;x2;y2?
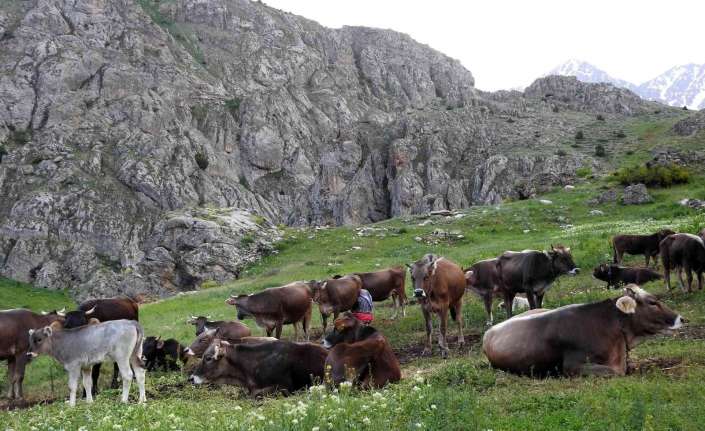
0;0;665;298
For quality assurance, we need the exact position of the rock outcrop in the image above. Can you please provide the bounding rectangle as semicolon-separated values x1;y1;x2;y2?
0;0;674;297
622;184;652;205
672;110;705;136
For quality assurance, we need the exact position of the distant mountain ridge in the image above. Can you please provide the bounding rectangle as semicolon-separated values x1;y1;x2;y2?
546;60;705;109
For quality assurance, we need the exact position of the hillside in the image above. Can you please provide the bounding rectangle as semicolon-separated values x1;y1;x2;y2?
1;167;705;428
0;0;685;300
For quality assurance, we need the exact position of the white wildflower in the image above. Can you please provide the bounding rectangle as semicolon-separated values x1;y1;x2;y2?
362;417;371;425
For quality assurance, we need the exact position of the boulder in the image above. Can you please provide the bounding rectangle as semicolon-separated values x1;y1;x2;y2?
622;184;652;205
588;189;618;206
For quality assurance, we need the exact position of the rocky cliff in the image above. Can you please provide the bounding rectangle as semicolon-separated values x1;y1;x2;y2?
0;0;668;298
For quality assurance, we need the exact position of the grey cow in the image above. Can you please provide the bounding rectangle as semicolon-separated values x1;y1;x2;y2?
28;319;146;406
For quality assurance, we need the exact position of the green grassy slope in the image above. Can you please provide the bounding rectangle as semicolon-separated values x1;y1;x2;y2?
1;120;705;429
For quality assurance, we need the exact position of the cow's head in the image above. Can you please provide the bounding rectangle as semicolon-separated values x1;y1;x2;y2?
185;328;218;358
306;280;323;302
592;263;611;283
188;339;231;385
464;269;477;289
548;245;579;276
615;285;684;338
62;306;97;329
407;254;440;299
187;316;212;335
658;229;676;242
226;295;252;320
27;321;62;358
322;313;361;349
142;336;164;362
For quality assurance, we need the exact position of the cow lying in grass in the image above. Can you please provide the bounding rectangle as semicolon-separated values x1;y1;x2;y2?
183;329;276;358
323;313;400;388
28;319;146;406
482;285;684;377
592;263;662;289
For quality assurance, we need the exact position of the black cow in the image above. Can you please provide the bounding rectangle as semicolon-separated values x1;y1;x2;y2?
612;229;675;267
592;263;663;289
496;245;579;316
142;336;185;371
660;233;705;292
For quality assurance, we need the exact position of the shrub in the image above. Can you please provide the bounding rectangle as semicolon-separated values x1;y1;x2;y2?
190;105;208;124
240;234;256;247
613;163;690;187
0;144;6;163
595;144;606;157
6;129;32;146
194;151;209;170
576;167;592;178
225;98;240;117
596;114;605;121
614;130;626;138
506;118;515;123
552;105;559;113
555;149;567;157
575;130;584;140
683;106;688;110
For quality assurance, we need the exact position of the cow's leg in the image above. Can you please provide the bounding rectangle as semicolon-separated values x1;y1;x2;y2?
536;292;545;309
130;355;146;404
482;294;493;326
391;293;399;320
320;313;329;337
454;301;465;346
421;307;433;356
293;321;300;341
525;288;537;310
117;359;134;403
645;254;651;268
503;292;516;319
13;354;29;400
67;368;80;407
664;264;672;290
438;309;450;359
111;362;120;389
90;363;101;395
6;357;16;398
698;271;704;291
275;321;283;339
685;266;694;293
677;267;687;291
81;368;94;404
302;307;311;342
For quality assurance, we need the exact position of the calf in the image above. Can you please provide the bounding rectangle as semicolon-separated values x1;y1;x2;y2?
188;339;327;396
226;281;316;340
351;267;407;319
187;316;251;338
483;285;684;377
323;314;400;388
660;233;705;292
408;254;465;358
496;245;579;317
28;319;146;406
0;309;64;399
62;296;139;394
612;229;675;267
464;258;502;325
592;263;662;288
314;276;362;334
184;328;276;358
142;336;186;371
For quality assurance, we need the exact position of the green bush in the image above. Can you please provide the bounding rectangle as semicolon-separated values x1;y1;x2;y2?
595;144;606;157
613;163;690;187
225;98;240;117
555;149;567;157
190;105;208;123
576;167;592;178
0;144;6;163
194;151;209;170
7;129;32;146
575;130;584;140
614;130;626;138
596;114;605;121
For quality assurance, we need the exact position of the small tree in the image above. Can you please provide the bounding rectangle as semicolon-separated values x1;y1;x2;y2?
595;144;606;157
195;151;209;170
683;106;688;110
596;114;605;121
575;130;584;140
552;105;559;113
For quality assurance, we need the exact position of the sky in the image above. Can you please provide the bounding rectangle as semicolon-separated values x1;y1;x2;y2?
264;0;705;91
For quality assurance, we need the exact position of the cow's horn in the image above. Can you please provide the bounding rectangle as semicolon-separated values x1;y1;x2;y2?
28;329;34;336
40;310;48;315
85;306;96;315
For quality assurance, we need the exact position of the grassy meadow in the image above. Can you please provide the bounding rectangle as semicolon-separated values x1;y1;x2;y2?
2;120;705;429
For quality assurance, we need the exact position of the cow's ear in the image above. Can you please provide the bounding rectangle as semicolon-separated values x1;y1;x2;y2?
624;284;646;298
43;326;53;337
28;328;35;336
49;321;63;331
616;296;637;314
88;318;100;325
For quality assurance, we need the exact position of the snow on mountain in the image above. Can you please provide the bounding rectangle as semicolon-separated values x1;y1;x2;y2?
637;64;705;110
547;59;637;92
544;60;705;109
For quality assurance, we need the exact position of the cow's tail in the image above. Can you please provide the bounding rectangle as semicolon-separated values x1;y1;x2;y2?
131;322;146;369
612;239;618;264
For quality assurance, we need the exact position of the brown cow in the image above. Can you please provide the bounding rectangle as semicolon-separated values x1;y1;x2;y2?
464;258;502;325
483;285;684;376
62;297;139;395
660;233;705;292
184;329;276;358
612;229;675;267
352;267;407;319
314;275;362;334
226;281;315;340
186;316;251;339
0;309;64;399
322;313;401;388
408;254;465;358
188;339;327;396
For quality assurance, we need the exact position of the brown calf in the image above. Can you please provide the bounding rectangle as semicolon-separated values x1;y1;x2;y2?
612;229;675;267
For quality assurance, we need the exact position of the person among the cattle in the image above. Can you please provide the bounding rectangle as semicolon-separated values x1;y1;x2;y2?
351;289;374;324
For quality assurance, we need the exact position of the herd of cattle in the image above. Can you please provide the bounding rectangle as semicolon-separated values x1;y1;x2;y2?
1;228;703;406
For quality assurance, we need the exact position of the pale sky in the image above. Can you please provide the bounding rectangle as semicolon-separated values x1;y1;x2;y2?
264;0;704;91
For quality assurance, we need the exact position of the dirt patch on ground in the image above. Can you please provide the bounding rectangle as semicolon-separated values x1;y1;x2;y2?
627;357;684;376
0;397;56;411
674;325;705;341
394;333;482;365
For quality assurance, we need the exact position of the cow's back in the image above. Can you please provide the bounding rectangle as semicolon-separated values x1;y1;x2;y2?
52;319;142;364
79;298;139;322
356;267;404;301
467;259;500;294
216;321;252;340
0;310;56;358
434;259;465;303
278;283;313;322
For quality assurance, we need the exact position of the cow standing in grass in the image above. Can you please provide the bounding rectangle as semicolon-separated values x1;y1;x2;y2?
660;233;705;292
351;267;407;319
612;229;675;267
0;309;64;399
28;320;146;406
408;254;465;358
